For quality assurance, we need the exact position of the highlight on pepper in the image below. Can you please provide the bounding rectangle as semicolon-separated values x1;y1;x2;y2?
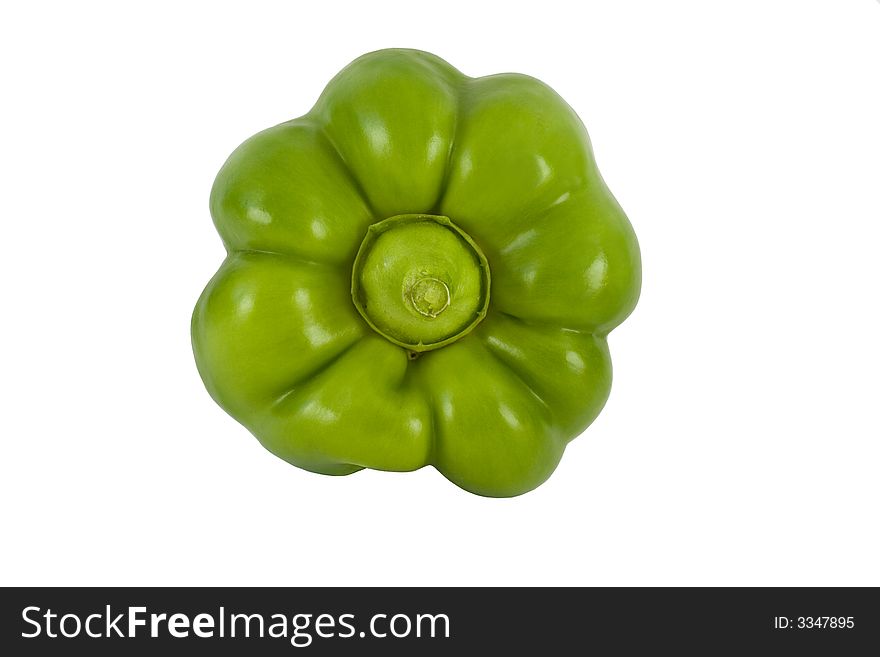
192;49;641;497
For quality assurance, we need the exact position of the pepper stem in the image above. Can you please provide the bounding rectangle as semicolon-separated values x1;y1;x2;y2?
350;214;491;353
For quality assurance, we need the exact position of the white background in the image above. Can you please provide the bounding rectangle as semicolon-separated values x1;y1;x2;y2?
1;1;878;586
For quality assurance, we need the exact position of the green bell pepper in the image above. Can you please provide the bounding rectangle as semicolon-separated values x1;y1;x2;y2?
192;49;641;497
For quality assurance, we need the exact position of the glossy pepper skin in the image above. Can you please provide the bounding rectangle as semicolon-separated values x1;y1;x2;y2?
192;49;641;497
